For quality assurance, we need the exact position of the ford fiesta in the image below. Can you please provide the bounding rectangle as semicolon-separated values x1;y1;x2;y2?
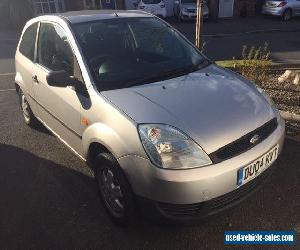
15;10;285;225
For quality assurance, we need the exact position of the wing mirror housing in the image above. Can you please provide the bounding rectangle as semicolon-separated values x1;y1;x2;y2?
47;70;77;87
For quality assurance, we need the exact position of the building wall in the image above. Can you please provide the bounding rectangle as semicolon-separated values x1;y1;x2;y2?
209;0;256;18
234;0;256;17
64;0;84;11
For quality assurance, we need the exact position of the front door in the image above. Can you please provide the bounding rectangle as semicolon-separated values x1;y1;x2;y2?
219;0;234;18
101;0;116;9
32;22;85;157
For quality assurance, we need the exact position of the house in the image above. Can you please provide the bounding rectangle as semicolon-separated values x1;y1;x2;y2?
209;0;257;19
29;0;260;17
32;0;258;18
32;0;124;15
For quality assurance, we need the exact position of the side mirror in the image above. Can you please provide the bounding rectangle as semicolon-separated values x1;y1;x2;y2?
47;70;72;87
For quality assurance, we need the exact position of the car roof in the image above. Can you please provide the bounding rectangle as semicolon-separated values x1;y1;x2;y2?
56;10;152;24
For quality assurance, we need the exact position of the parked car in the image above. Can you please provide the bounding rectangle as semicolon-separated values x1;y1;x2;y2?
174;0;209;21
15;10;285;225
137;0;167;18
262;0;300;21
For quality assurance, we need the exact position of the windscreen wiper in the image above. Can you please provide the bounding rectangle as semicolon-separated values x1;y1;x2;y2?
127;61;209;88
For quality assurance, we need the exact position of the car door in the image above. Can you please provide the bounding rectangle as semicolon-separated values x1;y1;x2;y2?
32;22;88;157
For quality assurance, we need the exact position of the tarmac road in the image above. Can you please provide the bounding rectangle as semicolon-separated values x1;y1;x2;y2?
0;74;299;249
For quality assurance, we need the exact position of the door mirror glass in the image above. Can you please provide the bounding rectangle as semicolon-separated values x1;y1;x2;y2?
47;70;72;87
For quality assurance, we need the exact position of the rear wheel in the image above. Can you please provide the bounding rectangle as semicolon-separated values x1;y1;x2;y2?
282;9;292;21
18;89;38;127
95;153;138;226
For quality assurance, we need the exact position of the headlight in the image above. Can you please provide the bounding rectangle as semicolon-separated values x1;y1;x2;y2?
138;124;212;169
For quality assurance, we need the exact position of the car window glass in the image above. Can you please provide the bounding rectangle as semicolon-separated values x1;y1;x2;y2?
19;22;39;61
38;23;74;75
73;17;204;91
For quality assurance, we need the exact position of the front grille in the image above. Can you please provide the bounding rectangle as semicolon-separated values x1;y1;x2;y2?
209;118;278;164
157;166;272;218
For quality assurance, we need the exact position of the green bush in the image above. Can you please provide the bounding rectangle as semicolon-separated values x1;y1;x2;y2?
233;43;272;85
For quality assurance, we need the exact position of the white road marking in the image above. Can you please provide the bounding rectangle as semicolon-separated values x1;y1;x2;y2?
0;89;15;92
0;73;15;76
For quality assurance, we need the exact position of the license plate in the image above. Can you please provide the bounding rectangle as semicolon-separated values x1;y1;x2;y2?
237;145;279;187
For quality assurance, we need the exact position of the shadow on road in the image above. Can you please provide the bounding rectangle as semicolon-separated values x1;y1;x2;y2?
0;139;299;249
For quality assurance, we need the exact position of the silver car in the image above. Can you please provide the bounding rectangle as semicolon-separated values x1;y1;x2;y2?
174;0;209;21
15;10;285;225
262;0;300;21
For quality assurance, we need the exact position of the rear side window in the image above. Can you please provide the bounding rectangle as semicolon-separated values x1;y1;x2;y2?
19;22;38;61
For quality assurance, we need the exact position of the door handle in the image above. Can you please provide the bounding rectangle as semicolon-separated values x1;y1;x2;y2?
32;75;39;84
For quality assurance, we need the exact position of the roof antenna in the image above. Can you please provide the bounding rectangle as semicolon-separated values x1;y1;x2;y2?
114;12;119;17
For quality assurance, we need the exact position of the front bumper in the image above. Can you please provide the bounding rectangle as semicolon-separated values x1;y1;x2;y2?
181;11;209;19
137;164;274;221
118;117;285;218
262;6;283;16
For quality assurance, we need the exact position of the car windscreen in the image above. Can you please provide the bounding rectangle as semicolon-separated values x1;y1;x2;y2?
73;17;206;91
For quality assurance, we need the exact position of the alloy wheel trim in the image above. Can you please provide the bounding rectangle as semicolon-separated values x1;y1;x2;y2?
98;166;125;218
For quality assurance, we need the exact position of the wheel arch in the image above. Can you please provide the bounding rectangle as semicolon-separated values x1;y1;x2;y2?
83;122;132;169
87;141;111;169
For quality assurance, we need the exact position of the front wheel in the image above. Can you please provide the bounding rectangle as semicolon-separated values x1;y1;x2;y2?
95;153;138;226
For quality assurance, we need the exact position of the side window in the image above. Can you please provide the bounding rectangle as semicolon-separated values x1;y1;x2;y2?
37;23;74;75
19;22;39;61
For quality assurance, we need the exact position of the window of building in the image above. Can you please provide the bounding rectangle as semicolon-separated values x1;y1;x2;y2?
83;0;97;9
33;0;65;14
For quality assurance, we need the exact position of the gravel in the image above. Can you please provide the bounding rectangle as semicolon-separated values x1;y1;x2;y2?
259;72;300;115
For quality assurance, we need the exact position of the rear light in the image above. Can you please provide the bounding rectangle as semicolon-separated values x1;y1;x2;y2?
277;1;287;7
139;5;145;9
160;4;165;8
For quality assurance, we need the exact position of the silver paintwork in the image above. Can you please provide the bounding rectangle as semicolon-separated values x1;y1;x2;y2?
173;0;210;19
262;0;300;17
15;11;285;206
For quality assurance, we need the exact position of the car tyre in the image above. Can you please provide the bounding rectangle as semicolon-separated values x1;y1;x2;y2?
95;153;139;226
282;9;292;21
18;89;39;127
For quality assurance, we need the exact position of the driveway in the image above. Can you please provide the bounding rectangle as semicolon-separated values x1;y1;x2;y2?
0;66;300;250
1;16;300;75
170;16;300;63
0;17;300;249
